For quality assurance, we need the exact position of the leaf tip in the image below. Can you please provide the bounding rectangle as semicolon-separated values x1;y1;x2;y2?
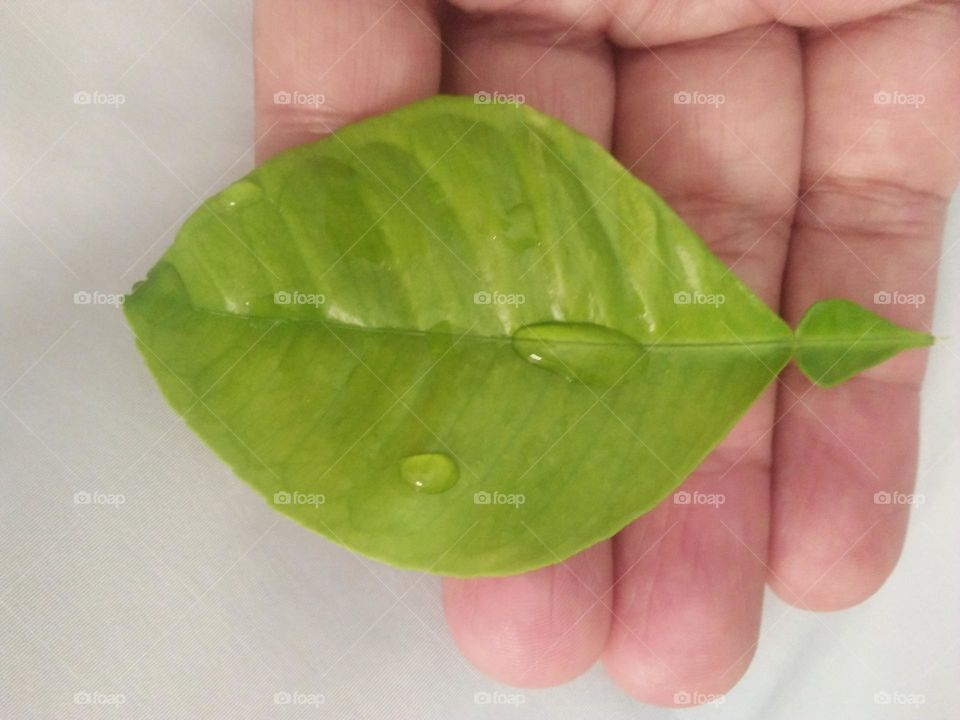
794;298;932;387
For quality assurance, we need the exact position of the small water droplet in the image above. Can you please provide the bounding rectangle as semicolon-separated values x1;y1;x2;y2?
213;180;263;209
511;322;645;387
400;453;459;494
503;203;539;252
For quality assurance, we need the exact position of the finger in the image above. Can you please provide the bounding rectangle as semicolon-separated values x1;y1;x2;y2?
253;0;441;163
603;25;802;706
447;0;921;47
438;8;615;142
770;1;960;610
440;10;615;686
443;544;612;687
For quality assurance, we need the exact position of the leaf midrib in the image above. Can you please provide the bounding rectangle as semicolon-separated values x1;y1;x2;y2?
174;301;930;351
151;263;928;351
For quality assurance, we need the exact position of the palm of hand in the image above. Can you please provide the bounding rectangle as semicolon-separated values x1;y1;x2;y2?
253;0;959;705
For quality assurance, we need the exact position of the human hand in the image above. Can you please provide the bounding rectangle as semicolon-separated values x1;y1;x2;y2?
253;0;959;705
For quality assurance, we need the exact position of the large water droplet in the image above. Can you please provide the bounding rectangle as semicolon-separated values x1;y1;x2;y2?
511;322;645;387
400;453;459;493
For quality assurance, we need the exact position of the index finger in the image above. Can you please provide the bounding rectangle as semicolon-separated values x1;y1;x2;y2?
254;0;441;163
771;0;960;610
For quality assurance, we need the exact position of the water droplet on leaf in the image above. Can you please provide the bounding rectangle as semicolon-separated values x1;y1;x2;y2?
511;322;645;387
400;453;459;493
213;180;263;209
503;203;539;252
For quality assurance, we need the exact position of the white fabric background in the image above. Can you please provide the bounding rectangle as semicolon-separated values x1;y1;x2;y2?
1;3;957;719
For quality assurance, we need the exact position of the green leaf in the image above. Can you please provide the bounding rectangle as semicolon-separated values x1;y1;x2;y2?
795;299;932;387
124;96;929;576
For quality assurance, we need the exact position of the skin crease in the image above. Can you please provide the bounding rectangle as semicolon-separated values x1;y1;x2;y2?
253;0;960;707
